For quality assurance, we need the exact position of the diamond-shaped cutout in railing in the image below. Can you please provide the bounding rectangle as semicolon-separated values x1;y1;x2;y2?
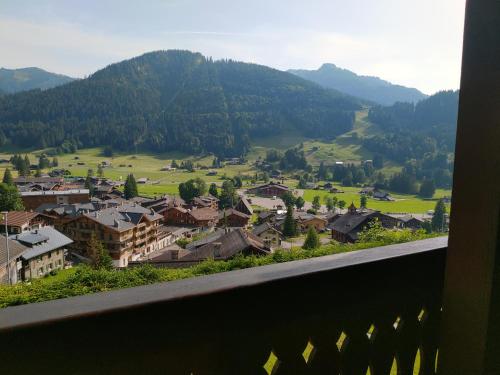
418;308;426;322
302;340;316;364
393;316;401;330
390;357;398;374
413;349;422;374
336;331;348;352
366;324;377;341
263;351;280;375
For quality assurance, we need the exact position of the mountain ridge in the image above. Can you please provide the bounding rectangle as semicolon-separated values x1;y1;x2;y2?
0;50;361;156
0;67;76;94
288;63;427;106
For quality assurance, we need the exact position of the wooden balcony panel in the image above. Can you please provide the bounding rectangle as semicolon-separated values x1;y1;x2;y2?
0;237;446;374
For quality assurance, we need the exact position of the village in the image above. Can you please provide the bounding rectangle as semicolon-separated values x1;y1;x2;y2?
0;164;444;285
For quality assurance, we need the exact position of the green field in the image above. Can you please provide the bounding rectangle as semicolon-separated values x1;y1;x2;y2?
0;148;258;197
302;186;451;214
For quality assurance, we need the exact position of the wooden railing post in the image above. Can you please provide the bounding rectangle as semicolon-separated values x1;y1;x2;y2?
439;0;500;373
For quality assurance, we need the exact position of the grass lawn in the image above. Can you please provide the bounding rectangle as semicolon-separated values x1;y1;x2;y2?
302;186;452;214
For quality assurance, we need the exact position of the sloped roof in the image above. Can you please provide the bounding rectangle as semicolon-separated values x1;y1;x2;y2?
252;222;282;236
235;197;253;215
189;207;219;221
10;227;73;260
0;235;28;266
181;229;268;261
219;208;250;220
331;209;379;239
84;203;163;232
0;211;40;227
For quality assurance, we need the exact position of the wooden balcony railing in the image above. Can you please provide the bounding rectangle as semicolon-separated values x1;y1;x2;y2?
0;237;447;374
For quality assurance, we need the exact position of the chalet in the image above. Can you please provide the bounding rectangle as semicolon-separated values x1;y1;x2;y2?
323;182;334;189
234;196;253;216
385;214;425;230
206;170;218;176
20;189;90;211
252;222;283;248
219;209;251;228
295;213;327;233
0;211;47;234
35;202;101;231
246;182;290;198
137;177;148;184
64;203;163;267
11;226;72;280
257;210;276;224
373;190;394;201
0;235;28;284
331;204;400;243
164;206;219;229
149;229;269;267
190;195;219;210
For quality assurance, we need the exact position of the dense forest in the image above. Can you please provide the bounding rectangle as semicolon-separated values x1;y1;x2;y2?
367;90;459;160
365;90;459;189
0;50;360;157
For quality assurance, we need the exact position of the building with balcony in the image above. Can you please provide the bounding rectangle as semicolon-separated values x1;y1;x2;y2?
64;203;163;267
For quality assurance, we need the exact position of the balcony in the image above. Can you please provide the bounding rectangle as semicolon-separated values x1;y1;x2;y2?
0;237;446;374
0;2;498;374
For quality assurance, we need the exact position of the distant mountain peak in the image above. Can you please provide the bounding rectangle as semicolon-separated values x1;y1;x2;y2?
289;64;427;106
0;67;76;94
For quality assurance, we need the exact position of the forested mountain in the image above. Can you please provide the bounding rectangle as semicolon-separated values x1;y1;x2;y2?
289;64;427;106
0;67;75;94
366;90;459;160
362;91;459;189
0;50;360;156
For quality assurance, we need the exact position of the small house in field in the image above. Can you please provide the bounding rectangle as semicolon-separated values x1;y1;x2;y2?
246;182;290;198
137;177;148;184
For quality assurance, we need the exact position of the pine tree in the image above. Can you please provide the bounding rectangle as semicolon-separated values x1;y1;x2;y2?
0;183;24;211
431;199;447;232
295;196;305;210
360;195;368;208
283;205;298;237
419;179;436;198
302;227;320;250
312;195;321;211
97;164;104;178
124;174;139;199
34;167;42;177
209;183;219;198
87;234;114;270
2;168;13;185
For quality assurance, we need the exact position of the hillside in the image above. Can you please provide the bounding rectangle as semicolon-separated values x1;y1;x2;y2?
0;50;361;157
0;67;75;94
289;63;427;106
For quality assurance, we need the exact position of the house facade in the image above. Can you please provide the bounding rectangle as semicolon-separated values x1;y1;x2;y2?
20;189;90;210
13;227;72;280
64;203;163;267
246;182;290;197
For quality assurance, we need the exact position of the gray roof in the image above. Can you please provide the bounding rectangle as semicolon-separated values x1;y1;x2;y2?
252;222;281;236
10;227;73;260
37;202;100;217
84;203;163;232
0;235;28;266
181;229;268;261
331;209;379;240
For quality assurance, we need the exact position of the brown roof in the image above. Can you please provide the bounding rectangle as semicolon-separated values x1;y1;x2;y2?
181;229;268;261
0;211;40;227
189;207;219;221
0;234;28;266
220;208;251;219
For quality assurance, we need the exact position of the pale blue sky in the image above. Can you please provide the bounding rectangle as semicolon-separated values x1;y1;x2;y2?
0;0;466;94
